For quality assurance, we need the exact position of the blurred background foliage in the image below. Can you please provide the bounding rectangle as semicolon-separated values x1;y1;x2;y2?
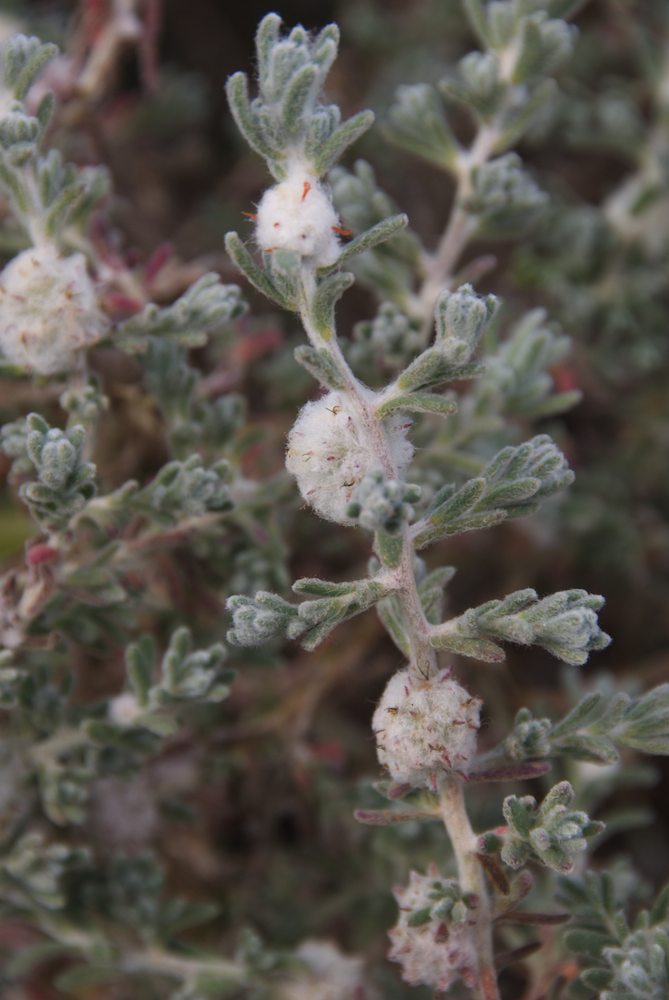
0;0;667;997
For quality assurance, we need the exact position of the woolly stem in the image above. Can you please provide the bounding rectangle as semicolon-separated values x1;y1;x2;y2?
297;265;496;993
440;778;500;1000
412;29;533;337
39;915;246;988
121;946;245;984
415;122;501;339
297;269;437;681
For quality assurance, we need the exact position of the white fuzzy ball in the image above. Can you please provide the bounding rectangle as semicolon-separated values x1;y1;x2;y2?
372;668;481;789
285;390;414;525
255;168;341;267
0;247;109;374
389;867;477;992
277;940;375;1000
108;692;142;727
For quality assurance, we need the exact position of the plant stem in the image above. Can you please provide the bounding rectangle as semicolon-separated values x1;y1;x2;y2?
39;916;247;989
121;945;245;984
297;269;498;997
31;727;86;767
440;778;500;1000
414;123;502;339
298;271;437;682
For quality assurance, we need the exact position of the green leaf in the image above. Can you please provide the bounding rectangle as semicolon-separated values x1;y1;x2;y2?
376;392;458;419
310;271;355;337
563;928;613;960
354;808;437;826
414;509;507;550
396;346;484;393
225;232;289;307
427;477;486;524
117;273;245;352
431;630;505;662
293;578;359;596
312;110;375;174
417;565;456;624
225;72;280;164
497;79;556;151
463;0;490;45
385;84;459;170
375;527;403;568
255;13;282;81
8;37;58;101
555;733;619;765
294;345;346;389
433;589;609;666
331;214;408;269
376;593;411;657
550;693;604;738
280;64;319;138
580;968;612;990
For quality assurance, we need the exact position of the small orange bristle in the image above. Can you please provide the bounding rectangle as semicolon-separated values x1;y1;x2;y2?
331;225;352;237
242;211;257;220
301;181;312;202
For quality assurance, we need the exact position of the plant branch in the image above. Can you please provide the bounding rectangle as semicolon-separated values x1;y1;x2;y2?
297;267;499;997
414;123;502;339
440;777;500;1000
297;269;437;681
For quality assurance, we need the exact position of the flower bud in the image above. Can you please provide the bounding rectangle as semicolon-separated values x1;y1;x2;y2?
108;692;142;727
435;283;496;351
389;866;477;991
0;247;109;374
255;167;341;267
372;668;481;789
277;940;375;1000
286;390;413;524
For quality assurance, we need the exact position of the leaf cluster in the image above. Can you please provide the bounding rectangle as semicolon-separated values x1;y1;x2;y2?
227;574;396;651
225;14;374;179
505;684;669;763
480;780;603;873
0;413;96;533
117;274;246;352
433;587;610;664
0;35;108;241
558;870;669;998
413;433;573;549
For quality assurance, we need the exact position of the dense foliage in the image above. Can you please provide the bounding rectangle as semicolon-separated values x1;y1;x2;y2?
0;2;667;998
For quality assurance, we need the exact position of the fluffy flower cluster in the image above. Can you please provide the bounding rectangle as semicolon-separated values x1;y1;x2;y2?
255;166;341;267
0;246;108;374
372;668;481;789
286;390;413;524
108;692;143;727
389;867;477;992
277;940;375;1000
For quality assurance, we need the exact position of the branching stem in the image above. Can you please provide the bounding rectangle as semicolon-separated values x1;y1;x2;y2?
297;269;498;997
298;269;437;681
39;915;246;989
440;778;500;1000
415;122;502;339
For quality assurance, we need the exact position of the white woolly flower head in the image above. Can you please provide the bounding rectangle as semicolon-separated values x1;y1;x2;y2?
255;166;341;267
372;668;481;789
285;390;414;525
389;866;478;992
277;939;375;1000
108;692;142;727
0;246;109;375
